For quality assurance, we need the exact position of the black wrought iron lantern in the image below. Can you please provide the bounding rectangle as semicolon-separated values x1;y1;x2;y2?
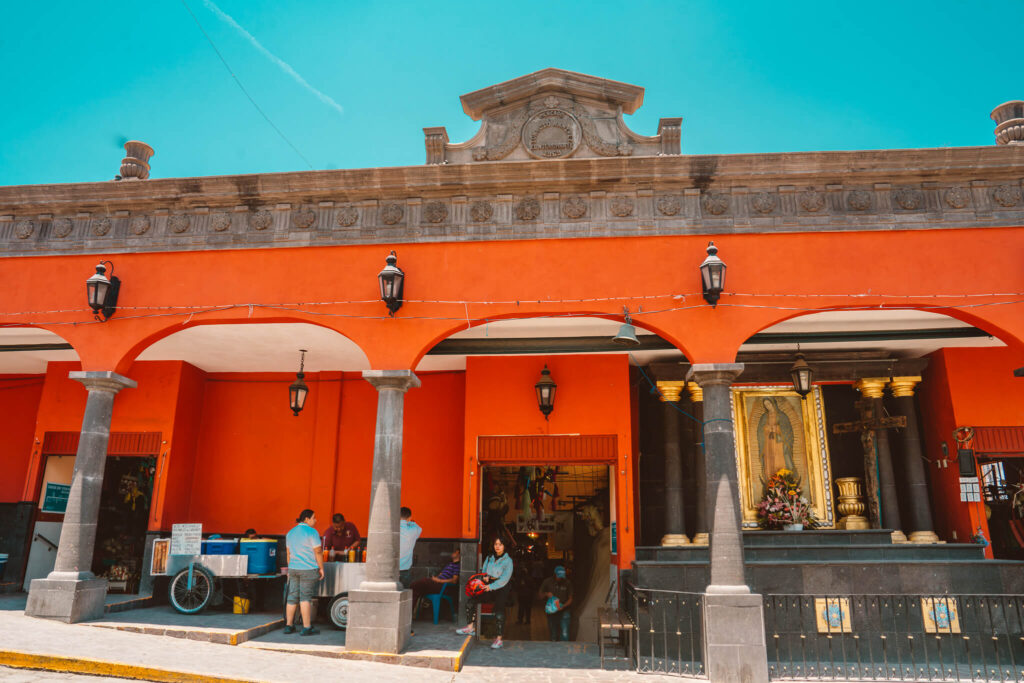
378;250;405;316
289;349;309;416
699;242;726;307
790;352;814;399
534;365;557;420
85;261;121;322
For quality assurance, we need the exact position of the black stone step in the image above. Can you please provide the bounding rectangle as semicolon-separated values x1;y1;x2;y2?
635;542;986;563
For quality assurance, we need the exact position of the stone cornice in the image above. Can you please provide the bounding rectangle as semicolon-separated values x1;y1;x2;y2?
1;146;1022;256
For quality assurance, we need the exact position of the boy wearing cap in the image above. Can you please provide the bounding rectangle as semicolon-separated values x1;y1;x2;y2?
539;565;573;641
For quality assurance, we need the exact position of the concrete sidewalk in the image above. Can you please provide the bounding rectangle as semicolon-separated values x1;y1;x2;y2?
0;594;690;682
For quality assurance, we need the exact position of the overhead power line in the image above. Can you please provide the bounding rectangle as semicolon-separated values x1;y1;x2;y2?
179;0;314;170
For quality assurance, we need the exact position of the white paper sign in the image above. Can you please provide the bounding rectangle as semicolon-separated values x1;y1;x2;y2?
170;523;202;556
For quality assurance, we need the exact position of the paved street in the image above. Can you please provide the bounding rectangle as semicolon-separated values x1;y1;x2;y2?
0;668;136;682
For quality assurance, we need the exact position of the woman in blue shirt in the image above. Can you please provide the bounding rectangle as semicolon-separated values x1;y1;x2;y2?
456;536;513;649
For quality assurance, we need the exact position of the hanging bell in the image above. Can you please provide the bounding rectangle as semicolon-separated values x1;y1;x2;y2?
612;311;641;347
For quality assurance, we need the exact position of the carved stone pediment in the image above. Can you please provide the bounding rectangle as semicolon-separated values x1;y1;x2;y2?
423;68;681;164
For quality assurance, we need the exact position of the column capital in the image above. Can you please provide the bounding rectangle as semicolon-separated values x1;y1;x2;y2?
656;380;686;403
68;371;137;393
686;384;704;403
889;376;922;397
686;363;744;387
362;369;421;392
854;377;888;399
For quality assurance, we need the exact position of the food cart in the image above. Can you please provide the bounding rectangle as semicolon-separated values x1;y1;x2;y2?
317;561;367;629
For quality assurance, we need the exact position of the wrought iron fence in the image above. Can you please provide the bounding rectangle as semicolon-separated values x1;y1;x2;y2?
764;594;1024;681
625;583;705;677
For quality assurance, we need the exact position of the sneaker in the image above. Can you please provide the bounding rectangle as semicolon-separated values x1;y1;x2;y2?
282;625;296;634
455;625;475;635
299;627;320;636
491;639;503;649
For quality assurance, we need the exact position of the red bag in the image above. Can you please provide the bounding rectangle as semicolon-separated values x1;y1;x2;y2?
465;572;490;597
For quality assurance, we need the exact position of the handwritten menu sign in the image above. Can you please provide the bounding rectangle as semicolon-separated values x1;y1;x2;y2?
170;523;202;556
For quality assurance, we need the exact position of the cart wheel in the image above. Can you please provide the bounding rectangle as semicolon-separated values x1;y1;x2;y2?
328;593;349;630
168;566;214;614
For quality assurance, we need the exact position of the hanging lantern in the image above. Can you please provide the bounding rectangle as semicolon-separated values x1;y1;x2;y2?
378;250;405;316
289;349;309;416
85;261;121;322
534;365;557;420
699;242;726;307
790;352;814;399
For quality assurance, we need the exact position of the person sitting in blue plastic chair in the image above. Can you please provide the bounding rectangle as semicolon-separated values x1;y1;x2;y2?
411;548;460;623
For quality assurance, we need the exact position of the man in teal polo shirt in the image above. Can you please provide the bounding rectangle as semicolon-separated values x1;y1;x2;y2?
284;508;324;636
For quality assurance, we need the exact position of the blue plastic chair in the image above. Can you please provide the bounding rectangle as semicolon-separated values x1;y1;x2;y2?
424;582;457;624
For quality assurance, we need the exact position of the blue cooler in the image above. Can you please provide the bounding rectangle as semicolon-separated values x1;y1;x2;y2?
201;538;239;555
240;539;277;574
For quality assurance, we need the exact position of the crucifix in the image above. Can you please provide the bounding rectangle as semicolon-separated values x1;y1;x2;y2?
832;378;906;538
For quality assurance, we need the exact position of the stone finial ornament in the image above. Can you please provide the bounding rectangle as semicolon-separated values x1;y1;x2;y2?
991;101;1024;146
119;141;155;180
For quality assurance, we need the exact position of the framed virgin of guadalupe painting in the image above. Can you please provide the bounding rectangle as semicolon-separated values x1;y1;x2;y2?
731;386;835;528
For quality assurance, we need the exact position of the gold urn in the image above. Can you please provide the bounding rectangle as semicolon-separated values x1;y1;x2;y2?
835;477;870;530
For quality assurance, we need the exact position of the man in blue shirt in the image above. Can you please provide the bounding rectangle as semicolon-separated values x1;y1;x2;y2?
284;509;324;636
398;506;422;589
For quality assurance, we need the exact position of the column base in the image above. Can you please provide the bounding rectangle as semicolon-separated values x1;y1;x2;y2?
703;591;769;683
25;576;107;623
345;588;412;654
692;532;709;546
661;533;691;546
908;530;940;544
891;530;908;544
837;515;870;530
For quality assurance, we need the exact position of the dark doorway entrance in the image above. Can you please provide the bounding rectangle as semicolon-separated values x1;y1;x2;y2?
91;455;156;593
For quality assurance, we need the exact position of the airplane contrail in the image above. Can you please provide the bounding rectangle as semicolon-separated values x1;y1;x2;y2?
201;0;344;116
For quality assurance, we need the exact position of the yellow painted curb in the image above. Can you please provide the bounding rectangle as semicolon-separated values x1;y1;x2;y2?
0;650;260;683
453;634;472;672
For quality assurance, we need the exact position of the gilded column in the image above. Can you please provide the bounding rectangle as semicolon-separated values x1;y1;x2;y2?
347;369;420;654
26;371;136;623
688;384;708;545
657;381;689;546
889;377;939;543
855;378;906;543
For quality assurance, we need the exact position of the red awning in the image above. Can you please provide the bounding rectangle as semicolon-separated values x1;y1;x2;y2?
972;427;1024;457
41;431;162;456
478;434;617;464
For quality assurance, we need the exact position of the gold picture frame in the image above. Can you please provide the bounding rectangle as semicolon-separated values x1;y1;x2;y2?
731;386;835;528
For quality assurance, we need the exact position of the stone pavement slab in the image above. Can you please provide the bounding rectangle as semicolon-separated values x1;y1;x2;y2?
85;605;282;645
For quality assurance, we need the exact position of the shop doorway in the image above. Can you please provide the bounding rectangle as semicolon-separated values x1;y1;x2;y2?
479;464;612;642
92;456;157;593
980;458;1024;560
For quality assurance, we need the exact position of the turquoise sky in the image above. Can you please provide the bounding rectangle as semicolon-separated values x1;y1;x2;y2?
2;1;1020;186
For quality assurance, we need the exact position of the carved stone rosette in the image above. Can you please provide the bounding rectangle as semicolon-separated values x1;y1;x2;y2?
130;216;150;235
469;200;493;222
561;195;587;219
656;195;682;216
609;196;634;218
835;477;869;530
336;205;359;227
514;197;541;221
799;190;825;212
893;187;923;210
14;220;34;239
380;203;404;225
168;215;191;234
249;210;273;231
92;218;112;236
993;184;1023;207
702;192;729;216
52;217;73;238
944;187;970;209
292;209;316;229
751;192;777;214
423;201;448;223
847;190;871;211
211;213;232;232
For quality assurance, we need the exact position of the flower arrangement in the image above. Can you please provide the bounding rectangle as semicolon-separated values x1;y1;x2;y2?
756;468;818;529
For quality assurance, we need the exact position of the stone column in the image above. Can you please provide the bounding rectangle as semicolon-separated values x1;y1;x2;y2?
346;370;420;654
688;384;709;546
687;364;769;683
889;377;939;543
855;378;906;543
26;371;136;623
657;381;689;546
